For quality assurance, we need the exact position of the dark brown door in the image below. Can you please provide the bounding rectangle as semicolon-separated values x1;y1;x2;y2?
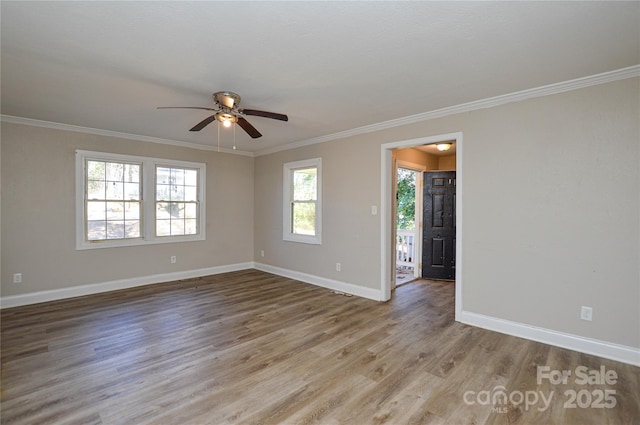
422;171;456;280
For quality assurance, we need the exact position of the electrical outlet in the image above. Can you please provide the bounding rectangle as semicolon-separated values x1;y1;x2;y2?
260;250;265;258
13;273;22;284
580;306;593;321
170;256;177;264
336;262;341;272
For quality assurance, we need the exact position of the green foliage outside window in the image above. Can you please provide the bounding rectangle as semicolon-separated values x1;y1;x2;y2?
397;168;415;230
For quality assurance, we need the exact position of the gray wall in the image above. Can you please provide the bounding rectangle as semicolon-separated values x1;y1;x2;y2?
1;124;254;297
254;77;640;348
2;77;638;351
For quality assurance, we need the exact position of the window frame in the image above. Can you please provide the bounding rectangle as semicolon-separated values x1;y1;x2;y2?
76;150;206;250
282;158;322;245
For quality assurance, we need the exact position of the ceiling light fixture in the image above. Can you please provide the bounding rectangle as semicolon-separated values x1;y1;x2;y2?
436;143;452;152
217;112;237;128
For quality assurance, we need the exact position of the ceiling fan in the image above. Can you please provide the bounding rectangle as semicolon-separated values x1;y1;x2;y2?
158;91;288;139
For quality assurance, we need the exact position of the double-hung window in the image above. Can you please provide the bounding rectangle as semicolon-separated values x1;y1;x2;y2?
85;159;142;241
76;150;205;249
155;166;199;237
283;158;322;244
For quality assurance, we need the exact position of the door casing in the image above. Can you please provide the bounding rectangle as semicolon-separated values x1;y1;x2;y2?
380;132;463;322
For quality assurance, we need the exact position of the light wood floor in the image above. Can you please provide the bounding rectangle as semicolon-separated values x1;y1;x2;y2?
1;270;638;424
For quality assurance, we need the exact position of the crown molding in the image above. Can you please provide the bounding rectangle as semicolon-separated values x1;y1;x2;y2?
254;64;640;156
3;65;638;158
0;115;254;157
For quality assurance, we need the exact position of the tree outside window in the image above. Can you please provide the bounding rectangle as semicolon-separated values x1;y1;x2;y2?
397;168;416;231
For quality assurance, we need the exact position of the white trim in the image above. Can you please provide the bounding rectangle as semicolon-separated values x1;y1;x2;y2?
454;136;463;320
254;65;640;156
2;260;636;365
0;263;253;309
0;261;383;309
0;115;254;157
459;310;640;367
381;133;463;308
254;262;383;301
2;66;637;159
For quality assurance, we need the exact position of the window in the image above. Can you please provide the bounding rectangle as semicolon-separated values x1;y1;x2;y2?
85;159;142;241
155;166;199;237
76;150;205;249
283;158;322;244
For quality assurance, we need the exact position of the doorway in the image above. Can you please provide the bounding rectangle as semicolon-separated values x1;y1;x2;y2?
380;132;462;320
395;166;422;286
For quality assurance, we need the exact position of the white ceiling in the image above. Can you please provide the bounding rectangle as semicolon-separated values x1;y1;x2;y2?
2;1;639;154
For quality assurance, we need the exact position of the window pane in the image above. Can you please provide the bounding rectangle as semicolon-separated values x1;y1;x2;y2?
157;167;171;184
156;184;171;201
106;202;125;220
106;182;124;200
125;220;140;238
184;203;197;219
171;219;184;235
87;180;106;200
171;168;184;186
106;162;124;182
87;201;106;220
184;186;197;202
292;202;316;235
124;164;140;183
160;202;183;218
87;161;105;180
174;202;185;219
184;219;197;235
107;221;125;239
87;221;106;240
156;202;171;219
156;219;171;236
124;183;140;200
184;169;198;186
124;202;140;220
172;185;185;201
293;168;317;201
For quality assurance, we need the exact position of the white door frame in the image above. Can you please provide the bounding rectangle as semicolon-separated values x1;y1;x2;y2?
380;132;463;322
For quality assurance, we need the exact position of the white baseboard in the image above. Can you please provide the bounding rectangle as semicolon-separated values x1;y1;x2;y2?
4;264;636;367
253;262;384;301
0;262;254;309
459;310;640;367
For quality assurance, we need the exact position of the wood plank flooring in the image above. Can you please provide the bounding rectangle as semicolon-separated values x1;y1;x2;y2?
1;269;639;424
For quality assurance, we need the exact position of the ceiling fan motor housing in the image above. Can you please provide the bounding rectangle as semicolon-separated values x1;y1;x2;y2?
213;91;241;109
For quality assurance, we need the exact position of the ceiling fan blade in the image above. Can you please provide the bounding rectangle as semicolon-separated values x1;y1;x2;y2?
236;117;262;139
157;106;219;111
240;109;288;122
190;114;218;131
